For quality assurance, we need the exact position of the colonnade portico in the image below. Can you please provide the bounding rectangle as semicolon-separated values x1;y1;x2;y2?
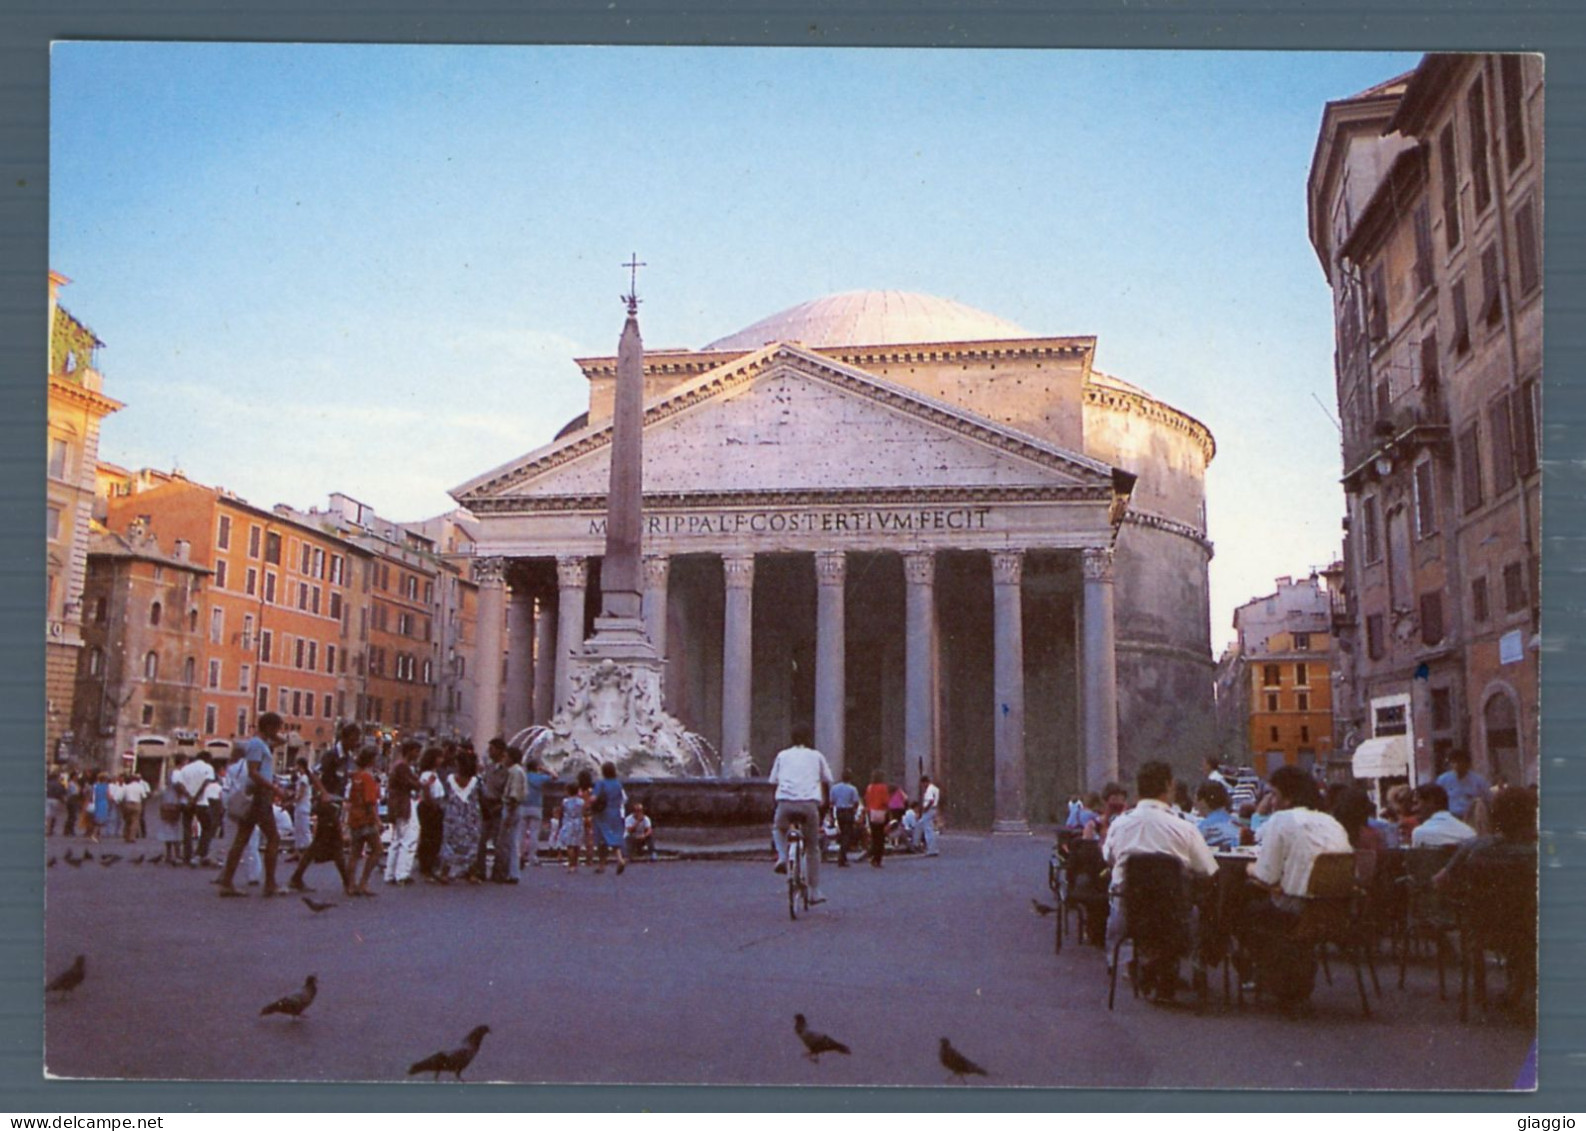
471;539;1121;828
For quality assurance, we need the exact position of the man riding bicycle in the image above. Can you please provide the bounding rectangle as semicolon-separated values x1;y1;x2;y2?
769;725;833;907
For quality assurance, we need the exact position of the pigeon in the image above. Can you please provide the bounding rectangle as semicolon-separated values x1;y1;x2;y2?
46;955;86;999
131;854;145;865
793;1013;851;1062
302;897;337;913
47;857;56;868
940;1037;989;1082
408;1025;490;1081
260;975;318;1020
64;852;84;869
1031;899;1056;916
100;855;120;867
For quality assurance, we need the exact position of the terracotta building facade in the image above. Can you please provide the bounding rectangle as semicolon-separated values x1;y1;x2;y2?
1308;54;1542;786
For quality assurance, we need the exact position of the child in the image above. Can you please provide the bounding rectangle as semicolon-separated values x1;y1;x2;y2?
345;747;383;897
287;772;352;896
557;770;592;871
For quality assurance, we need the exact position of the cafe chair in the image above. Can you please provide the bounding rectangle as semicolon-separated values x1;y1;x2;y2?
1061;836;1110;951
1395;846;1460;998
1453;847;1538;1023
1107;853;1194;1011
1288;851;1379;1018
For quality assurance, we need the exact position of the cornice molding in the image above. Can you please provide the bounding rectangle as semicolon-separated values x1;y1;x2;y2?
466;483;1115;515
1121;510;1216;556
1085;383;1216;463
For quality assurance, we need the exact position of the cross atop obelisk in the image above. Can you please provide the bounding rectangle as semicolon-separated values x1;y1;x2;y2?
621;253;646;315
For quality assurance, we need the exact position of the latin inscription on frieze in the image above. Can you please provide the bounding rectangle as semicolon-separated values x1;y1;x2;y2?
587;506;994;539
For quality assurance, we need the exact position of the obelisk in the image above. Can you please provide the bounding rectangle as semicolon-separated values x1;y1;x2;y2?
590;260;648;639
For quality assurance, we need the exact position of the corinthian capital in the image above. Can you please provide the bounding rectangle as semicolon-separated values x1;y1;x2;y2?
814;550;847;587
556;555;588;590
991;549;1024;586
1082;546;1115;583
722;553;755;590
472;555;507;587
902;551;935;587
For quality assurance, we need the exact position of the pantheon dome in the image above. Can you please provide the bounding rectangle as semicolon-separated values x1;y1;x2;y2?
457;289;1216;825
704;291;1034;351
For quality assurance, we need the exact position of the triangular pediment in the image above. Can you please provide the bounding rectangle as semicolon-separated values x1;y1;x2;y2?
453;343;1119;509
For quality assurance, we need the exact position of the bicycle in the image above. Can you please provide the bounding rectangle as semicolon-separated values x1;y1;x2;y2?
786;826;810;920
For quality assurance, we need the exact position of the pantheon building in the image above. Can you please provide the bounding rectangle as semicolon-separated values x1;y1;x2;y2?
452;291;1216;830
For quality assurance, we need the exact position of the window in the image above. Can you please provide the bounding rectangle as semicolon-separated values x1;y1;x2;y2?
209;606;223;644
330;591;342;620
236;707;248;737
311;586;321;616
1413;202;1434;293
1431;687;1454;731
49;438;69;479
330;554;344;585
422;658;433;683
1458;423;1484;513
242;614;254;651
1375;378;1390;419
1515;379;1540;476
1472;577;1490;623
1295;663;1309;686
1421;591;1445;645
208;658;221;689
142;703;154;726
1413;460;1439;537
244;567;257;597
1439;124;1462;252
295;638;306;669
307;641;317;671
398;612;414;637
1503;561;1527;613
1367;263;1388;344
323;693;334;719
301;542;312;574
257;684;269;712
240;663;251;692
47;504;64;543
248;525;261;559
1366;614;1385;660
261;629;273;664
217;515;231;550
1300;725;1311;743
1419;333;1440;391
264;572;277;604
1293;633;1311;652
1467;75;1492;214
1296;691;1311;713
1262;664;1281;687
1490;395;1517;495
326;644;337;673
1269;726;1279;744
1451;276;1471;354
87;646;103;675
144;651;159;680
292;690;302;717
1361;494;1381;563
313;548;325;580
1514;197;1540;297
279;687;290;713
149;601;162;626
264;532;282;565
1501;55;1527;171
1480;243;1502;326
214;559;230;591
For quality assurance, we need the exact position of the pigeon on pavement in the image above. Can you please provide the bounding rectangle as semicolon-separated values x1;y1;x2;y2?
407;1025;491;1081
793;1013;851;1062
100;855;120;867
46;955;86;999
64;852;84;869
260;975;318;1020
131;854;145;865
1031;899;1056;916
302;897;337;913
47;857;56;868
940;1037;989;1082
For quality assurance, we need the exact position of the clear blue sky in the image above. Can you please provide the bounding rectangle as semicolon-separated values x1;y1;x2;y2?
50;43;1420;650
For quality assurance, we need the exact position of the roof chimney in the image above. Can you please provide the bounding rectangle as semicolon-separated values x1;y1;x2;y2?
173;539;190;562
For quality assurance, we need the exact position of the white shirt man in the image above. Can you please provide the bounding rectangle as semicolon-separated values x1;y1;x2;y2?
767;729;834;904
915;776;943;856
1249;806;1352;908
1411;809;1477;848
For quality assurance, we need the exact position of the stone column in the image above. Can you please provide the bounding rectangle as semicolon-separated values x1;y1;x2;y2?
814;550;847;778
471;556;507;744
503;578;535;738
992;549;1029;834
721;553;755;771
643;553;671;652
532;593;556;724
554;556;587;714
1082;547;1121;793
903;551;937;798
